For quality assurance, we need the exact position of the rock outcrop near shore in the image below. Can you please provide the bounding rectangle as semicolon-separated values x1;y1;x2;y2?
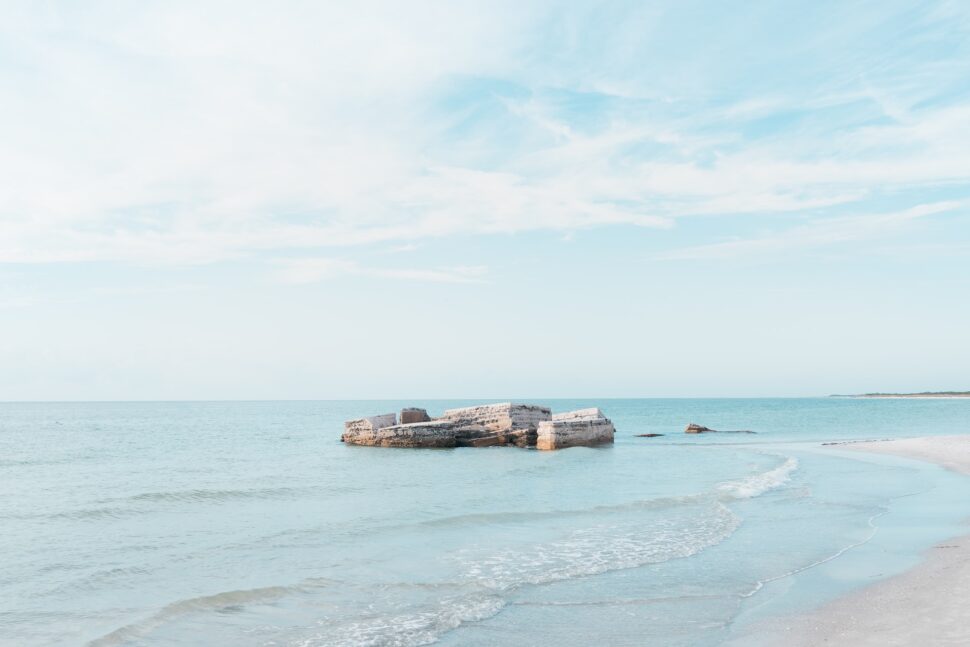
684;423;756;434
341;403;615;450
537;409;615;450
685;423;714;433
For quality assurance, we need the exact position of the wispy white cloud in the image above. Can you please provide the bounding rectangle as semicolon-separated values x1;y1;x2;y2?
656;201;968;261
1;1;969;271
274;258;488;285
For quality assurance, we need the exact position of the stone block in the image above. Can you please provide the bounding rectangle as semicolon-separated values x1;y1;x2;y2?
369;421;457;448
440;402;551;445
552;408;605;421
535;418;615;450
400;407;431;424
341;413;397;445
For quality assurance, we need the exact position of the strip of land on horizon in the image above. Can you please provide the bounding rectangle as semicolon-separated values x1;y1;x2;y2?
830;391;970;398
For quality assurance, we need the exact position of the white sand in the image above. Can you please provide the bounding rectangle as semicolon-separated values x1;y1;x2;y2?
845;435;970;478
756;436;970;646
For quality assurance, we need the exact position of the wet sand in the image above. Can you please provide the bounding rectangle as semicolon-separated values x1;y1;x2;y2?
758;436;970;646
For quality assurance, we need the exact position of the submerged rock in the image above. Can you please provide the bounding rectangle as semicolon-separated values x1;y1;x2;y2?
684;423;756;435
455;427;506;448
635;433;665;438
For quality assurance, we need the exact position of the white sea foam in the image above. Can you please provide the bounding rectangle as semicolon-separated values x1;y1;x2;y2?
299;593;506;647
297;503;742;647
717;456;798;499
82;460;794;647
460;502;741;591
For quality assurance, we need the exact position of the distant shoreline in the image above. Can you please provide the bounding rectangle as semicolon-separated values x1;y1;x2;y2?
831;392;970;399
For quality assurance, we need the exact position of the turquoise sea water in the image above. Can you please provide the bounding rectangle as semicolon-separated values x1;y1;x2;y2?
2;398;970;646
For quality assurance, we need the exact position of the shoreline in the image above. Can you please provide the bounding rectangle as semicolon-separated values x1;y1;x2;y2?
832;395;970;399
758;436;970;646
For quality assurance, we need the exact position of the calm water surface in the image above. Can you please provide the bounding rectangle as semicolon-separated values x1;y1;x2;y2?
2;398;970;646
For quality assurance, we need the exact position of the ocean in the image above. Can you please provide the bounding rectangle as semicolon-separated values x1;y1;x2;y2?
3;398;970;646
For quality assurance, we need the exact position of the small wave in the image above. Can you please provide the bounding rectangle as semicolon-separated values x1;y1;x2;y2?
293;503;741;647
413;493;707;529
38;566;153;598
86;580;337;647
126;485;309;504
515;592;725;607
48;506;140;521
11;486;317;522
5;506;140;522
717;457;798;499
459;502;741;591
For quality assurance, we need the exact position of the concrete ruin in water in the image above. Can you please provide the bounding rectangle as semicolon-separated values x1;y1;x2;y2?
341;403;615;450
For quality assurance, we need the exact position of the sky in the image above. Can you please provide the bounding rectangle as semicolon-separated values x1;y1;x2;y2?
2;1;969;400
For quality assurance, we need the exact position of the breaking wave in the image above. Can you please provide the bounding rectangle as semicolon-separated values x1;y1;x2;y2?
459;502;741;591
717;456;798;499
298;593;506;647
411;493;707;529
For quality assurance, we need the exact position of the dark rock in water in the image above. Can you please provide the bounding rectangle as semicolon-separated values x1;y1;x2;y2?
684;423;755;434
685;423;714;434
635;433;665;438
400;407;431;424
457;432;506;448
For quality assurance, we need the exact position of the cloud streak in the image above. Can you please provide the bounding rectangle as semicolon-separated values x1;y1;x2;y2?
1;1;969;271
656;201;969;261
274;258;488;285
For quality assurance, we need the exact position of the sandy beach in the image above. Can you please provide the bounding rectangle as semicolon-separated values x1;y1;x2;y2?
762;436;970;646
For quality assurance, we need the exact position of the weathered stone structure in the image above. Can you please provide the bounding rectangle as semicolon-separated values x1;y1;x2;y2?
341;403;615;450
441;403;551;447
365;421;457;448
536;410;616;450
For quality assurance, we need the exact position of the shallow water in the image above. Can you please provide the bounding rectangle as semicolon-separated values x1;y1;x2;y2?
2;398;969;646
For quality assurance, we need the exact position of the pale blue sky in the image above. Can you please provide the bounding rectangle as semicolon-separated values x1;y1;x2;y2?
2;1;969;399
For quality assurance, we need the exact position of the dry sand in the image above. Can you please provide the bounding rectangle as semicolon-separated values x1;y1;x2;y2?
753;436;970;646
